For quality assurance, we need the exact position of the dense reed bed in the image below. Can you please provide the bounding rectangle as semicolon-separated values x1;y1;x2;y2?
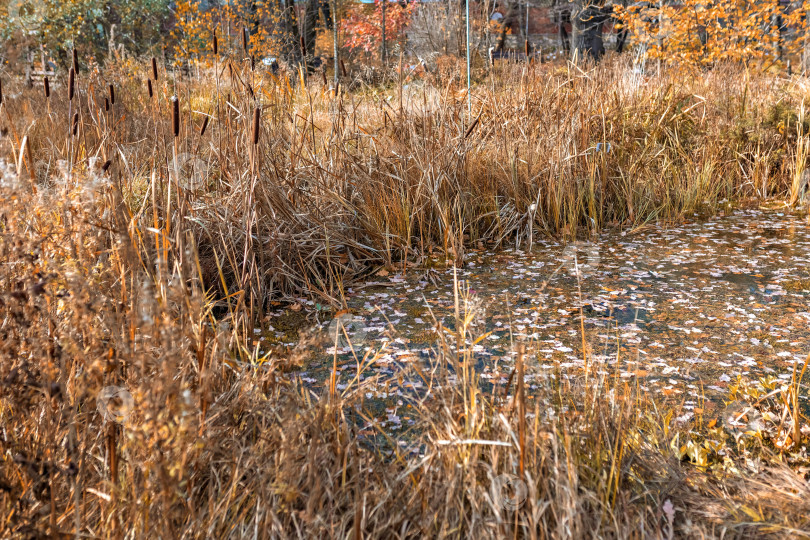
2;57;809;309
1;56;809;537
1;170;808;537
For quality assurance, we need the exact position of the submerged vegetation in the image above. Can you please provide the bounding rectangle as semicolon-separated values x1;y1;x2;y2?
1;56;809;537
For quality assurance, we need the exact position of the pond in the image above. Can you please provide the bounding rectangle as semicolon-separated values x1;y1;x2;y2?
263;208;810;432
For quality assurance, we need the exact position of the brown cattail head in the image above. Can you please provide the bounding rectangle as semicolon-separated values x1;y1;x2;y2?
108;84;115;106
101;159;112;172
105;97;109;112
68;68;75;101
340;58;347;77
0;78;4;106
300;36;307;57
464;114;481;139
321;70;327;87
200;115;209;137
525;39;530;58
72;112;79;136
72;49;79;74
171;96;180;137
250;55;255;71
44;76;50;98
252;107;260;145
242;27;248;53
213;33;218;56
151;57;159;81
147;79;153;98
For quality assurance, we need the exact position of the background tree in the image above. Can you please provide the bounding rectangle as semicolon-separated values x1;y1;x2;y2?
570;0;609;59
1;0;170;70
617;0;802;70
340;0;415;59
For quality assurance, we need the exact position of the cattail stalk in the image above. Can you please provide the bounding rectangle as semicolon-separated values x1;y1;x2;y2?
251;107;261;178
172;96;180;137
68;68;75;101
464;114;480;139
252;107;261;145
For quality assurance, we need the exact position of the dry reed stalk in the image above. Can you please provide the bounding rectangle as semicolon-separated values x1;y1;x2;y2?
516;343;526;470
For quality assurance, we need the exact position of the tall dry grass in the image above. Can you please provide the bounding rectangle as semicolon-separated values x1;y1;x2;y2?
0;171;807;537
2;57;808;309
1;55;809;537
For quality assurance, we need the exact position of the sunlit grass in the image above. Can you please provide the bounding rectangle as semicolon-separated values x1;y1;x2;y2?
0;56;808;537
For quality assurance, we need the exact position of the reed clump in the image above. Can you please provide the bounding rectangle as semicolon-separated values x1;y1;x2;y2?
0;170;806;537
1;57;805;309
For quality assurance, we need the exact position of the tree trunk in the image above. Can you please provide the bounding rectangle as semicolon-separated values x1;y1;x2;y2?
571;1;606;61
496;0;520;51
555;1;570;54
279;0;301;63
304;0;319;68
802;7;810;75
381;0;388;64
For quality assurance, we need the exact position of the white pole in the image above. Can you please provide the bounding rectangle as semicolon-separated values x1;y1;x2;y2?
525;1;529;39
466;0;471;115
